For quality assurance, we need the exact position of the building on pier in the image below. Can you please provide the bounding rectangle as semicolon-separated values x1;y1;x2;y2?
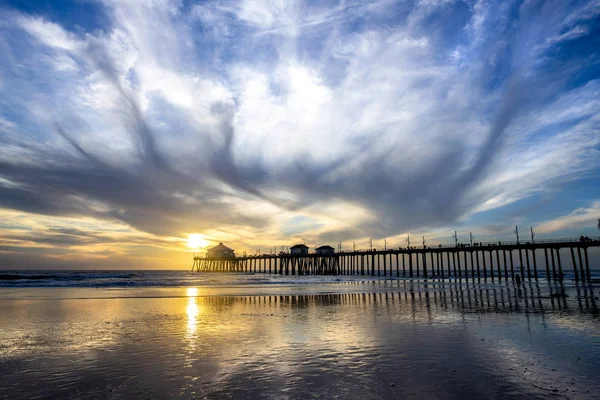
193;236;598;282
290;244;309;256
316;245;335;255
207;242;235;259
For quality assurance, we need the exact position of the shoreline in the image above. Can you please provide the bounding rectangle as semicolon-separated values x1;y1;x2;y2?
1;279;599;399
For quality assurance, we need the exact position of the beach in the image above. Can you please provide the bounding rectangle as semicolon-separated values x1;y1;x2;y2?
1;273;599;399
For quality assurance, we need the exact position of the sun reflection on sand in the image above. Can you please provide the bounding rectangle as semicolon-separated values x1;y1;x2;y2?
184;290;201;362
186;298;199;332
186;288;200;337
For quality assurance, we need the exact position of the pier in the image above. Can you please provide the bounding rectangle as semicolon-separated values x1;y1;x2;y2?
192;237;599;282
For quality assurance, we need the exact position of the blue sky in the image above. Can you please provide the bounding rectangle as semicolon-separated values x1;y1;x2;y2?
0;0;599;268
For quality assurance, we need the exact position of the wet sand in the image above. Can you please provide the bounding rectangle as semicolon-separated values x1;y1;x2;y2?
1;279;599;399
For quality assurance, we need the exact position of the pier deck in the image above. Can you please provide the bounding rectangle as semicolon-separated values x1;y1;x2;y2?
192;238;599;282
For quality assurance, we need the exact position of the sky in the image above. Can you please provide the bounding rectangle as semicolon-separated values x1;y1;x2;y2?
0;0;599;270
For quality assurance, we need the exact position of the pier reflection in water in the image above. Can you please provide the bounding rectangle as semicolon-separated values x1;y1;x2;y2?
198;280;598;317
0;280;599;399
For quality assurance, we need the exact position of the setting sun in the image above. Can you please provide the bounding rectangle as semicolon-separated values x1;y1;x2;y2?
187;234;208;249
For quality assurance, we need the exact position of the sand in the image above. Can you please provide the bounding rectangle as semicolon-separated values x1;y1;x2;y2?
1;279;599;399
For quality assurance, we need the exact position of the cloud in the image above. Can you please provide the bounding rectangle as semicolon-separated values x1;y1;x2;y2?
0;0;599;268
536;202;600;234
16;16;80;50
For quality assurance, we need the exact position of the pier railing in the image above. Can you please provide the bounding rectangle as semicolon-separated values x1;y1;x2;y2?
193;237;598;282
341;236;600;252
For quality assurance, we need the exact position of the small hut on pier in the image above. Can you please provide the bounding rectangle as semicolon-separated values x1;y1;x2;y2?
207;242;235;259
316;245;335;255
290;244;309;256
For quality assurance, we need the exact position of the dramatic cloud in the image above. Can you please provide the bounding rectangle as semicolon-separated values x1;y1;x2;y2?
0;0;599;267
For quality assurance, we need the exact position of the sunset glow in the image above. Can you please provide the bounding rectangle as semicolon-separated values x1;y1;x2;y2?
1;1;600;398
187;235;209;250
0;0;598;270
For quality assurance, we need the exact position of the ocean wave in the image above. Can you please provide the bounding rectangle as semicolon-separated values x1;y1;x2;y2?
0;274;52;280
0;270;595;288
0;272;137;281
0;270;391;288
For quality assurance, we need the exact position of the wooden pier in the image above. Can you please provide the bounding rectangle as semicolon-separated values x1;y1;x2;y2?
192;238;599;282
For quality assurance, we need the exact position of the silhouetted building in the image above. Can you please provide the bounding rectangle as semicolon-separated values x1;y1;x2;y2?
316;245;335;255
207;242;235;259
290;244;309;255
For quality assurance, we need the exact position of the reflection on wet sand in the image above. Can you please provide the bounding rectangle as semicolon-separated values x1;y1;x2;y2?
0;280;599;399
183;280;598;317
186;287;200;337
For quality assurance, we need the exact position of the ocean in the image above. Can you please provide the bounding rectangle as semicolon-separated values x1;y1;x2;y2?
1;269;597;288
0;270;396;288
1;271;599;399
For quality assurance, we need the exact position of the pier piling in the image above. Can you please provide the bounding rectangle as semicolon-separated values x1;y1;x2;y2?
584;247;591;280
192;239;598;282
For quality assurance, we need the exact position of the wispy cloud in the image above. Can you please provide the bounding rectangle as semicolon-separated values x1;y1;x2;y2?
536;202;600;235
0;0;599;267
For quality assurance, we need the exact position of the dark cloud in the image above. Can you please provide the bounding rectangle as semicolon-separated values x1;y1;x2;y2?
0;0;598;253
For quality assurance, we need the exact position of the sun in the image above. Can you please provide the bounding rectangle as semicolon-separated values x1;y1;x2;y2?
187;234;208;249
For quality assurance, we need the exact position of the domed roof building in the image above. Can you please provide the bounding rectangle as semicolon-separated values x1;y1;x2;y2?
207;242;235;259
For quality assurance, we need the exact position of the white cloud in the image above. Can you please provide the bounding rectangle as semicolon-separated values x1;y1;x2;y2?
0;116;16;131
546;25;588;45
1;0;599;252
236;0;289;29
536;202;600;234
17;16;80;50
